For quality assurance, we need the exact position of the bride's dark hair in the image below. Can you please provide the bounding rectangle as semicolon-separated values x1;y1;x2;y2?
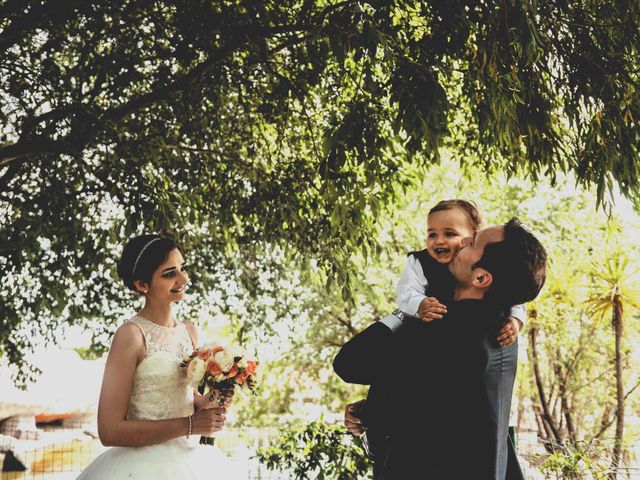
117;234;183;291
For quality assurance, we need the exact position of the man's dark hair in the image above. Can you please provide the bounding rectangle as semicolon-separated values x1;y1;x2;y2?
473;218;547;307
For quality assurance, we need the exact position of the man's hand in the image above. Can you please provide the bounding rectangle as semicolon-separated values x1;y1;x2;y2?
497;316;522;346
418;296;447;322
344;399;367;436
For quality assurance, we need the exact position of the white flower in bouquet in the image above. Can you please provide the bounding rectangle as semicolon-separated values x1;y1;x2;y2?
213;350;235;372
186;356;207;386
225;344;243;359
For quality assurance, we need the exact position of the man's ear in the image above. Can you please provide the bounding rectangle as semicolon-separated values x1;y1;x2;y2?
133;280;149;294
472;269;493;289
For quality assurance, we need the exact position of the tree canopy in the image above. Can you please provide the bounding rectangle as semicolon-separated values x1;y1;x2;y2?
1;0;639;375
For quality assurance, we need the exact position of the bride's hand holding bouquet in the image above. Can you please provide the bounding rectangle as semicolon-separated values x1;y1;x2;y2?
188;405;228;439
182;343;258;445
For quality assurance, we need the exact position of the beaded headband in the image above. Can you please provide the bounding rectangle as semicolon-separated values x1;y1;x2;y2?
131;237;162;276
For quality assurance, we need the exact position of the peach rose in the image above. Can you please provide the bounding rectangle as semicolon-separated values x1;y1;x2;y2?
226;364;238;378
245;360;257;376
206;360;223;376
235;370;250;385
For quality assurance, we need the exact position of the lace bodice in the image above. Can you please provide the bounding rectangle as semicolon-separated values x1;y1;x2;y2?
126;316;195;421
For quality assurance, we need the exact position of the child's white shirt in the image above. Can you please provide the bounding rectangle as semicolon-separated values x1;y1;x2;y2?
396;254;526;324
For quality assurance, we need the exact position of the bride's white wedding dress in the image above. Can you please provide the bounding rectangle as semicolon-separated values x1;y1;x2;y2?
77;316;240;479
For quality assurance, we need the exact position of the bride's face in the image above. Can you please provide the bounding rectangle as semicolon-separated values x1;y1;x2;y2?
145;248;189;302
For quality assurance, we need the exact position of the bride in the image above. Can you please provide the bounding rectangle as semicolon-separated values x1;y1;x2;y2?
78;234;240;479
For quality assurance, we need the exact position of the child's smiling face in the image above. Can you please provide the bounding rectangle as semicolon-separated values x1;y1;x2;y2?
426;208;476;264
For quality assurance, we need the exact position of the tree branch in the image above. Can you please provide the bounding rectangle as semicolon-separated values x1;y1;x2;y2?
624;378;640;401
102;37;247;124
593;403;613;440
592;379;640;441
0;0;85;53
0;22;312;166
163;144;230;155
0;139;76;166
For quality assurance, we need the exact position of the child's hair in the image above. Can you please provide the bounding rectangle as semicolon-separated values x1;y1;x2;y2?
116;234;183;291
428;199;483;231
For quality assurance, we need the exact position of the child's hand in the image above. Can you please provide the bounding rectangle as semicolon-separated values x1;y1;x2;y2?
418;296;447;322
497;316;522;346
344;399;367;436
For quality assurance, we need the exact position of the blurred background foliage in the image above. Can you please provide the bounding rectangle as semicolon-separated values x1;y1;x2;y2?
2;1;640;476
2;0;640;375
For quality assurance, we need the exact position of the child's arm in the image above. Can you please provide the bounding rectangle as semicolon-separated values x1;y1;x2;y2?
497;304;526;346
396;255;429;317
510;304;526;326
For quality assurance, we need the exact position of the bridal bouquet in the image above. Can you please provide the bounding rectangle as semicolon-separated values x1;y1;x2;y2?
182;343;258;445
183;343;259;400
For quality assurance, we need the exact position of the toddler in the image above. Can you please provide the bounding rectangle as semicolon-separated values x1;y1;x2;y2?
396;199;524;345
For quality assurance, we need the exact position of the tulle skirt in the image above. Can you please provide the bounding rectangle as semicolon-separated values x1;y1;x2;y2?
76;437;242;479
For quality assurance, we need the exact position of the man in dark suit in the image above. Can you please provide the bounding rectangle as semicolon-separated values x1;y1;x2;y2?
334;218;547;479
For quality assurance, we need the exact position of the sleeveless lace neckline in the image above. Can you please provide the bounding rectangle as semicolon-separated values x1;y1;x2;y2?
125;316;195;421
134;315;179;329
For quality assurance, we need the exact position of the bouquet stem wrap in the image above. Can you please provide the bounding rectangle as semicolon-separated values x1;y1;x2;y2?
197;384;216;446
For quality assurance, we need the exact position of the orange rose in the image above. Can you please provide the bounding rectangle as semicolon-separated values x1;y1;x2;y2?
226;363;238;378
235;370;250;385
245;360;257;376
207;360;223;376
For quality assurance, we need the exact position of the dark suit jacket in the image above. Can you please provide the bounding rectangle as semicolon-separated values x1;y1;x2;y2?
355;250;454;471
334;301;525;480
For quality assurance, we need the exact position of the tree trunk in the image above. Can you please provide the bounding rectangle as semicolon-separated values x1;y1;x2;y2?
554;353;576;443
529;326;563;445
594;404;613;440
608;293;625;480
532;404;555;453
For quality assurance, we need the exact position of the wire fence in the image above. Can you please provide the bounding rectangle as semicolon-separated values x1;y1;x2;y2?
0;420;286;480
515;428;640;479
2;420;640;479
